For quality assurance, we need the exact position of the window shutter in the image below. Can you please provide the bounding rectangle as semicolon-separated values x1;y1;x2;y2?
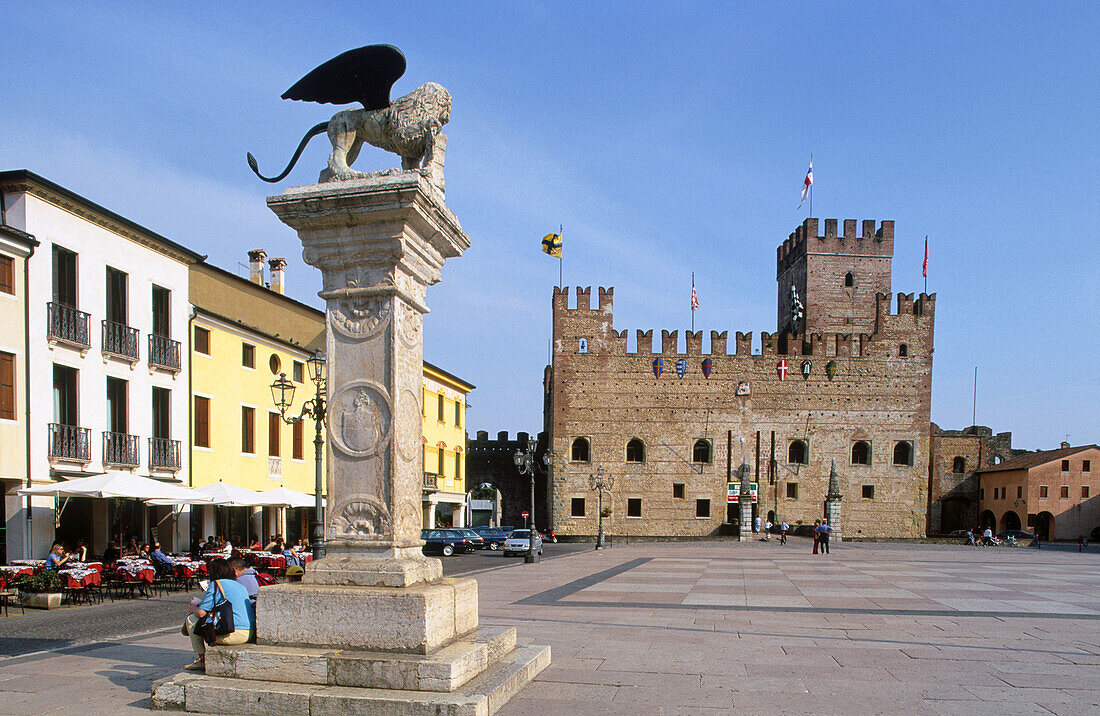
0;353;14;420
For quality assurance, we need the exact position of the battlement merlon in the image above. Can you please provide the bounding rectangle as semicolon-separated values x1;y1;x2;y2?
777;218;895;276
874;291;939;321
551;286;614;313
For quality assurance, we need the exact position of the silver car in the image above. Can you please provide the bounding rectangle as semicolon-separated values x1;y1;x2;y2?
502;529;543;556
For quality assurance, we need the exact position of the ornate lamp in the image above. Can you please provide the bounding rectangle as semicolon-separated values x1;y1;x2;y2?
270;372;296;415
306;350;326;386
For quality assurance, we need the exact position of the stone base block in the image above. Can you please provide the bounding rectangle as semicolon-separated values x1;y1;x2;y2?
258;578;478;654
206;625;516;692
152;644;551;715
304;550;443;589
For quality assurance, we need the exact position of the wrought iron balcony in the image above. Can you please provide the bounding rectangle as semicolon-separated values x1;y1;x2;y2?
423;472;440;492
47;302;91;349
102;320;140;361
48;423;90;462
103;431;140;467
149;437;181;470
148;333;181;371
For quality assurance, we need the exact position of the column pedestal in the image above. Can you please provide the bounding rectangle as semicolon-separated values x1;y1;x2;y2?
153;172;548;714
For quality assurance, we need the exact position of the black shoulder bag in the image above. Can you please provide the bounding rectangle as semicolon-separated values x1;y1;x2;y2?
200;580;235;645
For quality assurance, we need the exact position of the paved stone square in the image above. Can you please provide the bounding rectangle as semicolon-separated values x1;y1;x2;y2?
0;540;1096;714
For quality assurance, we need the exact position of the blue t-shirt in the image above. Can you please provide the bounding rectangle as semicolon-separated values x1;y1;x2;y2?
45;553;63;569
199;578;255;632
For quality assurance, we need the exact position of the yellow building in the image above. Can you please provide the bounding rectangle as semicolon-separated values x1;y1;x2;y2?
188;255;325;547
190;251;474;543
421;363;475;528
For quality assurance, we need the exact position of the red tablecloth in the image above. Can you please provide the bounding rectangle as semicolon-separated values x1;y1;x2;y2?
0;566;35;579
58;569;101;589
174;562;207;578
117;565;155;583
69;561;103;573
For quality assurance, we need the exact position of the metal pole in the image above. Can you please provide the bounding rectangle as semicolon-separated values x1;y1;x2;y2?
525;467;538;563
596;488;604;550
312;409;325;558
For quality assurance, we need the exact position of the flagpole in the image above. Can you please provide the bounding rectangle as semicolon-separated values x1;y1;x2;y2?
558;225;563;290
691;272;695;333
808;153;812;218
924;236;928;294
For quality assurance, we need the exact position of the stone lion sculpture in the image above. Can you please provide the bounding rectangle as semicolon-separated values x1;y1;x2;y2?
247;45;451;189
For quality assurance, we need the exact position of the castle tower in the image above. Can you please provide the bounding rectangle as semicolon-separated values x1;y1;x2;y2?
776;218;894;335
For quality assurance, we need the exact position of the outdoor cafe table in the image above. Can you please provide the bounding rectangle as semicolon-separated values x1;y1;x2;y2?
174;561;207;578
67;561;104;572
0;566;34;579
116;564;155;583
11;559;45;568
58;568;102;589
245;551;313;570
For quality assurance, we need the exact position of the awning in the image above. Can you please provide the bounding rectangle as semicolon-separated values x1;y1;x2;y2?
18;471;214;504
255;486;317;508
148;481;267;507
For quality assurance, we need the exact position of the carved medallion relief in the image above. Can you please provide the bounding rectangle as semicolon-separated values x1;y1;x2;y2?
330;381;392;457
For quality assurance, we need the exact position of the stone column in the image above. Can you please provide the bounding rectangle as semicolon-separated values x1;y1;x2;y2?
825;458;843;542
738;460;753;542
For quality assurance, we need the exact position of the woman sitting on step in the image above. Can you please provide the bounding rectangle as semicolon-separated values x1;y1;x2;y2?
182;558;255;671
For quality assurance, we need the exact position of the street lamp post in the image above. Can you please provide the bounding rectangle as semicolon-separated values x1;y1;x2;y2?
512;436;540;564
588;466;613;550
271;350;327;558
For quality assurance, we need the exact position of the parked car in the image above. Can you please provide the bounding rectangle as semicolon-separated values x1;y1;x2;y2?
456;528;486;550
473;527;508;550
503;529;543;557
420;529;472;556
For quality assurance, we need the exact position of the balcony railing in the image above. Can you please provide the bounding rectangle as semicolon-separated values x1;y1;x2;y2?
48;423;91;462
47;303;91;348
423;472;440;492
103;431;140;467
148;333;181;371
149;437;181;470
102;320;140;361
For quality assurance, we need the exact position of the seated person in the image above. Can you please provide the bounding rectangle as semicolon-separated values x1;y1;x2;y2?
269;537;285;555
283;546;301;567
221;537;233;555
227;556;259;609
73;539;88;563
248;536;262;551
139;543;153;560
123;537;140;557
151;542;176;569
202;536;218;553
102;540;121;565
45;543;70;569
182;559;255;671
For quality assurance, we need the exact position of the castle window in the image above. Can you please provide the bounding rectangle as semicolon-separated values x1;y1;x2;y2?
1060;485;1070;499
626;439;645;463
851;441;871;465
570;497;585;517
1084;460;1091;472
844;272;854;287
627;498;642;517
1061;460;1069;471
673;483;685;499
862;484;875;500
786;483;798;499
898;344;908;358
570;437;590;462
1039;485;1048;498
952;456;966;473
695;499;711;519
578;338;587;353
692;439;711;464
1017;486;1023;499
787;439;808;465
893;441;913;466
1083;486;1091;499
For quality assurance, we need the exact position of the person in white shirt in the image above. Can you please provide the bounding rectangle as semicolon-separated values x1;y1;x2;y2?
221;539;233;555
982;527;993;545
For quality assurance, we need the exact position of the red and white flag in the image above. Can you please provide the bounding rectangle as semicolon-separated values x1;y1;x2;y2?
691;275;699;311
922;237;929;278
798;157;813;208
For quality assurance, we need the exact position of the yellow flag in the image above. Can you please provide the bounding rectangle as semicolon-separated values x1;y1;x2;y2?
541;229;562;258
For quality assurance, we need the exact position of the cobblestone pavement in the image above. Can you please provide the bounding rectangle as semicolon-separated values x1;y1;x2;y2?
0;539;1095;714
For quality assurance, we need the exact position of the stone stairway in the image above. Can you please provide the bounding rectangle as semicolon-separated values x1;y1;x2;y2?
152;625;549;715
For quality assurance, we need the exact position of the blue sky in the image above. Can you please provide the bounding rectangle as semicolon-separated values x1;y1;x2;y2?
2;2;1096;450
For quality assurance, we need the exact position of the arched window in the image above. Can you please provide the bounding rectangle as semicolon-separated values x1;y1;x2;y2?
571;437;590;462
787;439;808;465
692;439;711;464
626;438;645;463
893;441;913;466
952;456;966;473
898;344;908;357
851;440;871;465
844;272;854;287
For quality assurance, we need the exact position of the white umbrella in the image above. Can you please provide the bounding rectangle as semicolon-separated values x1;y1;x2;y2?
255;486;317;508
19;471;214;504
148;481;266;507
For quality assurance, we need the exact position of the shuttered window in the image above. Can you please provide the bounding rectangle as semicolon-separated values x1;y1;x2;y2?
194;396;210;447
0;255;13;295
293;420;304;460
268;412;281;457
0;352;15;420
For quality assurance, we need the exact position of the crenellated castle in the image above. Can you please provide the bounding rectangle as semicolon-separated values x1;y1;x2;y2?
545;219;937;539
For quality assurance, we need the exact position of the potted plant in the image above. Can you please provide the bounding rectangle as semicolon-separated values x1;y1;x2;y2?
18;569;63;609
600;507;613;518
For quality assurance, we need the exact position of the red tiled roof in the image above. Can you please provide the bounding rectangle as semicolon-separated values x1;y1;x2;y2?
977;444;1099;474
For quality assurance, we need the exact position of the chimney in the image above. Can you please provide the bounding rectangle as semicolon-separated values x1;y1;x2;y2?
1060;441;1070;449
247;249;267;285
268;258;287;295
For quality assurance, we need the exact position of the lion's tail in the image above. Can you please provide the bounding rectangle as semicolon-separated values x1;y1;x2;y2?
247;121;329;183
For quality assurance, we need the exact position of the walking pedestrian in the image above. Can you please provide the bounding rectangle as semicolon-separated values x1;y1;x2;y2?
816;520;832;555
1079;536;1086;552
779;521;788;545
754;516;762;534
763;520;772;541
812;519;821;554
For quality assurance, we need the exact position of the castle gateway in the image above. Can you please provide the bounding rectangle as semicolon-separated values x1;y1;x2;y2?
546;219;935;539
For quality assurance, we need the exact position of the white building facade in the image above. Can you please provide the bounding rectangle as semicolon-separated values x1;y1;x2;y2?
0;171;200;559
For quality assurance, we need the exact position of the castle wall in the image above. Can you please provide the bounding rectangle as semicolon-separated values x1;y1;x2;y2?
548;230;936;539
927;425;1013;534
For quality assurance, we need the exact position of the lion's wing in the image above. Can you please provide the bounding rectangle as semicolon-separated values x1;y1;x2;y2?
282;44;406;111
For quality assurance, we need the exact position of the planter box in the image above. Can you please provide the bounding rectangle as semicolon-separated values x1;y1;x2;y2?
21;592;62;609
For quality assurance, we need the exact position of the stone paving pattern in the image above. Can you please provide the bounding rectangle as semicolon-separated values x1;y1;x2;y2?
0;539;1095;714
